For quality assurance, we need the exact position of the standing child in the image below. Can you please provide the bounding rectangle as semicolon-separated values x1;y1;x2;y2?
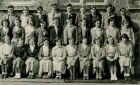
35;6;48;28
49;18;62;47
13;39;27;79
52;38;66;79
3;5;17;28
121;20;135;46
78;18;89;44
38;39;53;79
12;17;25;46
105;36;118;80
1;36;13;78
36;20;49;46
78;37;91;80
106;18;120;44
0;19;12;42
64;18;78;45
118;34;133;80
75;6;88;27
26;38;39;79
20;6;31;28
62;3;77;27
90;20;105;45
66;38;78;80
24;16;36;45
90;38;105;80
88;6;102;28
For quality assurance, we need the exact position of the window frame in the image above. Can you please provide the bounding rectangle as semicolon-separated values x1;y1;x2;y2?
1;0;35;6
68;0;107;6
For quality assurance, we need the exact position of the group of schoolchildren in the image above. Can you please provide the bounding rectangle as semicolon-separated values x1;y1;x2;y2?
0;3;135;81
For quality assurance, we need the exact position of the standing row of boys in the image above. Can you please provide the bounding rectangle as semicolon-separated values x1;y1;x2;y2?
0;3;135;81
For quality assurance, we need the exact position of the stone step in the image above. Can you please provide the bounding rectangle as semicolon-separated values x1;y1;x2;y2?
0;78;138;84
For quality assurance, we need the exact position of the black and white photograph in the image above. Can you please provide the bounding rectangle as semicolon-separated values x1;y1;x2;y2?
0;0;139;85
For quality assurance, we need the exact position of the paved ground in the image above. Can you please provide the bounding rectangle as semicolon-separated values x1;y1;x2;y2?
0;79;139;85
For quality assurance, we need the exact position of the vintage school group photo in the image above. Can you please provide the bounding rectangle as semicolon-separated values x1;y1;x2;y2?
0;3;136;81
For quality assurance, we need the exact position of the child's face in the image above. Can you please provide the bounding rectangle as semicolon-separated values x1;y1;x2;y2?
95;21;100;27
80;7;85;13
83;38;87;44
40;22;46;28
122;38;127;43
29;39;35;45
37;9;43;14
44;40;49;46
108;38;113;44
28;18;33;25
95;39;101;45
56;40;61;46
14;20;20;26
69;39;74;45
67;19;72;25
18;40;23;46
8;8;14;14
123;21;129;27
120;9;126;15
109;21;114;26
91;8;96;13
5;37;10;44
3;21;8;27
67;7;72;13
51;6;56;12
23;9;29;15
106;7;111;13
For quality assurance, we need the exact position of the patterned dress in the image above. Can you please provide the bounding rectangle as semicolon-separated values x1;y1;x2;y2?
38;46;53;75
66;44;78;69
52;45;66;74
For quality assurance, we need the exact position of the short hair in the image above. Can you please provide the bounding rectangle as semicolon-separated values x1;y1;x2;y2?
106;4;112;8
120;34;129;41
23;6;29;11
94;37;102;44
106;36;115;45
27;15;35;25
37;6;43;10
120;7;126;11
90;6;96;10
66;3;72;7
8;5;14;9
1;19;10;26
51;3;57;7
55;37;62;42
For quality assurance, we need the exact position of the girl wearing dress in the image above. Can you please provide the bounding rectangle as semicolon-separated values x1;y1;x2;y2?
78;37;91;80
12;17;25;46
105;36;118;80
66;38;78;80
118;34;133;80
13;39;27;79
24;16;36;45
63;18;78;45
90;20;105;45
90;38;105;80
38;39;53;79
1;19;12;42
1;36;13;78
106;18;120;45
121;20;135;46
26;38;39;79
52;38;66;79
